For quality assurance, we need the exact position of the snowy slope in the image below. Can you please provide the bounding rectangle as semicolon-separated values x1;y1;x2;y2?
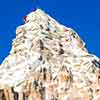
0;9;100;100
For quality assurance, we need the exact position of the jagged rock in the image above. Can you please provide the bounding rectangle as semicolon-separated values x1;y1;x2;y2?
0;9;100;100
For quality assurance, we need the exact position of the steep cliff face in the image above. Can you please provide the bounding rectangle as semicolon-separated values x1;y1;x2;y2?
0;9;100;100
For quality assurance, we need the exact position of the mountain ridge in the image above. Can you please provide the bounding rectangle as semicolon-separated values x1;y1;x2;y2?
0;8;99;100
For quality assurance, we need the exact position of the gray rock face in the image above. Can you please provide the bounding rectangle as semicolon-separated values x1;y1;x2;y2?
0;9;100;100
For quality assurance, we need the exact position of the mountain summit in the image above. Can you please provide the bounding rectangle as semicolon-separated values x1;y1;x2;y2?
0;9;100;100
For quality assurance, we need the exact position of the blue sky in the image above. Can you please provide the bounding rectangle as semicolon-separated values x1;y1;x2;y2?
0;0;100;64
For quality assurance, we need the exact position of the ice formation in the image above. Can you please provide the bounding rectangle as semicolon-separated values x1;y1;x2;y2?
0;9;100;100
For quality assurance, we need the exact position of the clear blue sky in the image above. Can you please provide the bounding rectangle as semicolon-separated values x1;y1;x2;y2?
0;0;100;64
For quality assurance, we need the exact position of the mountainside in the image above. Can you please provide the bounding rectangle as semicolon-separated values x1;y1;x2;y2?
0;9;100;100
